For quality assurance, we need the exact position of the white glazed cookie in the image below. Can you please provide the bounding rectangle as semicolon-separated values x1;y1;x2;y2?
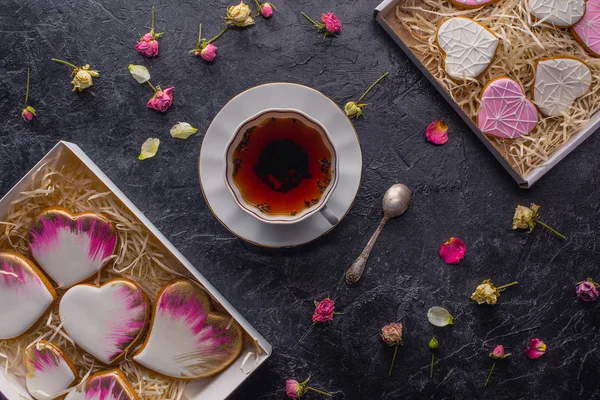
528;0;585;27
0;251;56;340
29;208;118;289
24;341;78;400
533;57;591;117
59;278;149;365
64;369;139;400
133;279;244;379
437;17;499;80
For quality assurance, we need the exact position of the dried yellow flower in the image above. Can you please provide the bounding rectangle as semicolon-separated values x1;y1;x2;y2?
344;101;365;119
471;280;500;305
226;1;254;27
512;203;540;231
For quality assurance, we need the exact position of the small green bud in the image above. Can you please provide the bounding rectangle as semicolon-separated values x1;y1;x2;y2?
428;337;439;350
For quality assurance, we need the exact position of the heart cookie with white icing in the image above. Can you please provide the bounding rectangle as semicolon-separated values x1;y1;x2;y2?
64;369;139;400
533;57;591;117
448;0;499;9
477;77;538;139
29;208;118;289
571;1;600;56
437;17;499;81
133;279;244;379
0;251;56;340
24;341;78;400
59;278;150;365
528;0;585;27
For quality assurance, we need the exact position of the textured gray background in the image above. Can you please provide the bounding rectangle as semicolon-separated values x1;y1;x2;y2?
1;0;599;399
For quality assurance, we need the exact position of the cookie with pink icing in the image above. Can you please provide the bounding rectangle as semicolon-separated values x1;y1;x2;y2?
477;77;538;138
59;278;150;365
0;251;56;340
448;0;499;9
24;341;78;400
64;369;139;400
133;278;244;379
571;1;600;56
29;208;118;289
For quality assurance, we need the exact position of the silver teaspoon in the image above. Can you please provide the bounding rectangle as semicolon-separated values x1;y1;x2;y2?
345;184;412;285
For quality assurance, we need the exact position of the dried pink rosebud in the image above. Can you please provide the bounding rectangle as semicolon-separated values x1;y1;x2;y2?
439;237;466;264
312;298;335;323
285;379;303;399
147;87;173;112
136;33;159;57
524;338;547;359
321;12;341;33
21;105;35;121
381;322;403;346
576;279;599;302
425;120;449;144
200;43;217;61
490;345;510;360
260;3;274;18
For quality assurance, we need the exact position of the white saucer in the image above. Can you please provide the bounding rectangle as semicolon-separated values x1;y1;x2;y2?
199;83;362;247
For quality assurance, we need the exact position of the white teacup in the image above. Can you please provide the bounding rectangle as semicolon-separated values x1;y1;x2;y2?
224;108;339;225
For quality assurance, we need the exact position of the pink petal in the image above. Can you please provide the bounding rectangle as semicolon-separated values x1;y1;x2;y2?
425;120;448;145
439;237;466;264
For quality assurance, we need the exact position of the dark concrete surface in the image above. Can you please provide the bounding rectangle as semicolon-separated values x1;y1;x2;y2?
1;0;599;399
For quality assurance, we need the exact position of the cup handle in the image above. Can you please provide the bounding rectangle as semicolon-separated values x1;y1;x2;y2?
319;205;339;225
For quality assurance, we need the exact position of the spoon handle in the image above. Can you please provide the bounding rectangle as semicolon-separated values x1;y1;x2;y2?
345;216;389;285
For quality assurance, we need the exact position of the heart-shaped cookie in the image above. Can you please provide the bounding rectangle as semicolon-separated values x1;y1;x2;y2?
533;57;591;117
477;77;539;138
133;279;244;379
29;208;118;289
571;1;600;56
59;278;149;365
24;341;78;400
448;0;499;9
528;0;585;27
0;251;56;340
64;369;139;400
437;17;499;80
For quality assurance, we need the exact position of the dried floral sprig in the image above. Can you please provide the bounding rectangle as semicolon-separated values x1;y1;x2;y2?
135;6;163;57
191;24;228;62
426;120;448;144
576;278;599;302
139;138;160;160
471;279;518;305
286;377;331;399
512;203;566;239
439;237;466;264
381;322;403;376
344;72;389;119
301;12;341;39
428;337;438;378
296;298;338;346
52;59;99;91
524;338;547;359
226;1;254;27
485;345;510;386
255;0;275;18
21;68;36;121
145;81;173;112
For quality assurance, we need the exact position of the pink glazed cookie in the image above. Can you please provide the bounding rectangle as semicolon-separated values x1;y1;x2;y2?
448;0;499;9
64;369;139;400
24;341;78;400
571;1;600;56
477;77;538;139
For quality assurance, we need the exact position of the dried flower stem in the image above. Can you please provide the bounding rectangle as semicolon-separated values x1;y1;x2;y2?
147;81;157;93
151;6;155;34
484;361;496;387
536;220;566;239
306;387;332;397
497;281;518;291
389;344;399;376
430;353;435;378
301;12;320;28
209;26;228;44
24;67;30;105
357;72;389;102
51;58;77;69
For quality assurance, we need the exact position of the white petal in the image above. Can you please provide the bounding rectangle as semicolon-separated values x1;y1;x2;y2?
128;64;150;84
427;306;454;327
170;122;198;139
138;138;160;160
